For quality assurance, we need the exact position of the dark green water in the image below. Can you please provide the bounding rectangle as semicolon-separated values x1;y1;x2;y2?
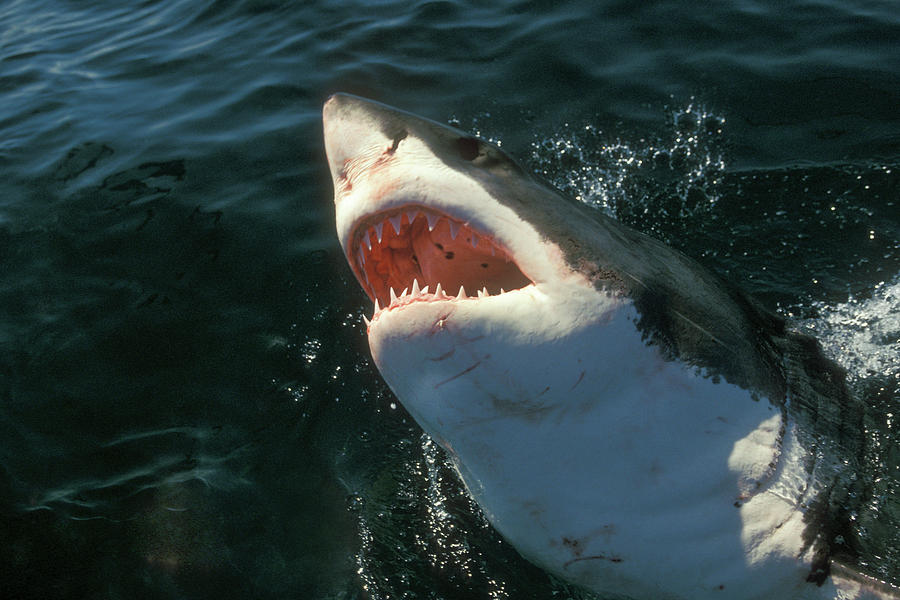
0;1;898;598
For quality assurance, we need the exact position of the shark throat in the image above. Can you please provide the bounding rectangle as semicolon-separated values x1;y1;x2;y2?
348;205;532;310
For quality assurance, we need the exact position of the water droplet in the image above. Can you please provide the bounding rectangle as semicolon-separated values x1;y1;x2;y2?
346;494;365;512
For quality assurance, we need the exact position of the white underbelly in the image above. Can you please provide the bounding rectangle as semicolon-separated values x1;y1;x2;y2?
443;362;805;600
371;292;822;599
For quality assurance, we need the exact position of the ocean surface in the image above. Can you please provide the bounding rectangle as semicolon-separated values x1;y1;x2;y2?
1;1;898;598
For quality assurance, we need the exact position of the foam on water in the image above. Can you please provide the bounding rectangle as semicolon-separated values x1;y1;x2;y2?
797;277;900;384
794;276;900;583
529;102;727;229
352;434;532;600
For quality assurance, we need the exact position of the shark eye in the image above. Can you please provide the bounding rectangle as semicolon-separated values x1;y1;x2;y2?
456;137;480;161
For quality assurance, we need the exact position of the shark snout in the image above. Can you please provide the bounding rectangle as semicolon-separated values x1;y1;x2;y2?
322;94;353;183
322;93;397;185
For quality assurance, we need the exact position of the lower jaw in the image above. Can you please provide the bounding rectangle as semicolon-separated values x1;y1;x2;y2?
363;279;535;324
366;288;454;326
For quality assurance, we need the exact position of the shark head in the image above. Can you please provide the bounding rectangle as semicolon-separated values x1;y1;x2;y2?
323;93;628;439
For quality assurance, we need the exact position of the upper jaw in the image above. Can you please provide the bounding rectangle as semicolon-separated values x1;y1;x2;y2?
322;93;388;184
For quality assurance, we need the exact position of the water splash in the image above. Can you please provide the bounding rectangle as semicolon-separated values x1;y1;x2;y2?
352;434;512;599
792;276;900;584
530;101;727;227
347;424;597;600
797;276;900;384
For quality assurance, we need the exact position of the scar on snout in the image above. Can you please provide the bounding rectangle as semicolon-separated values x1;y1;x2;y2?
434;362;481;389
337;167;352;191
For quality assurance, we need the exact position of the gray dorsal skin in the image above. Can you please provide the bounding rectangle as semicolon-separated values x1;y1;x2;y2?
324;93;895;599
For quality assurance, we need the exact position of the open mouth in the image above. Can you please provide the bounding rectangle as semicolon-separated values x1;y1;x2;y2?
348;205;533;313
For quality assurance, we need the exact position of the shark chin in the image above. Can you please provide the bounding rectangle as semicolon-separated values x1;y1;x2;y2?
323;93;898;600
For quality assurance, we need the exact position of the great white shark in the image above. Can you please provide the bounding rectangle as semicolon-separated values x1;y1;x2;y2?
322;93;898;600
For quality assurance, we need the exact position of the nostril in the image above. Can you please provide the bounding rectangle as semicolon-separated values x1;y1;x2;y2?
388;130;408;154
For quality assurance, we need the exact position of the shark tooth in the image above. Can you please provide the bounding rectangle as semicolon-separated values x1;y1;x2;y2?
401;287;409;298
411;279;421;296
362;314;370;326
421;285;429;295
374;298;381;313
358;246;366;266
406;209;419;224
389;287;398;304
426;213;440;231
374;222;384;243
456;285;466;299
449;221;460;240
389;215;403;235
362;231;372;250
434;282;444;297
